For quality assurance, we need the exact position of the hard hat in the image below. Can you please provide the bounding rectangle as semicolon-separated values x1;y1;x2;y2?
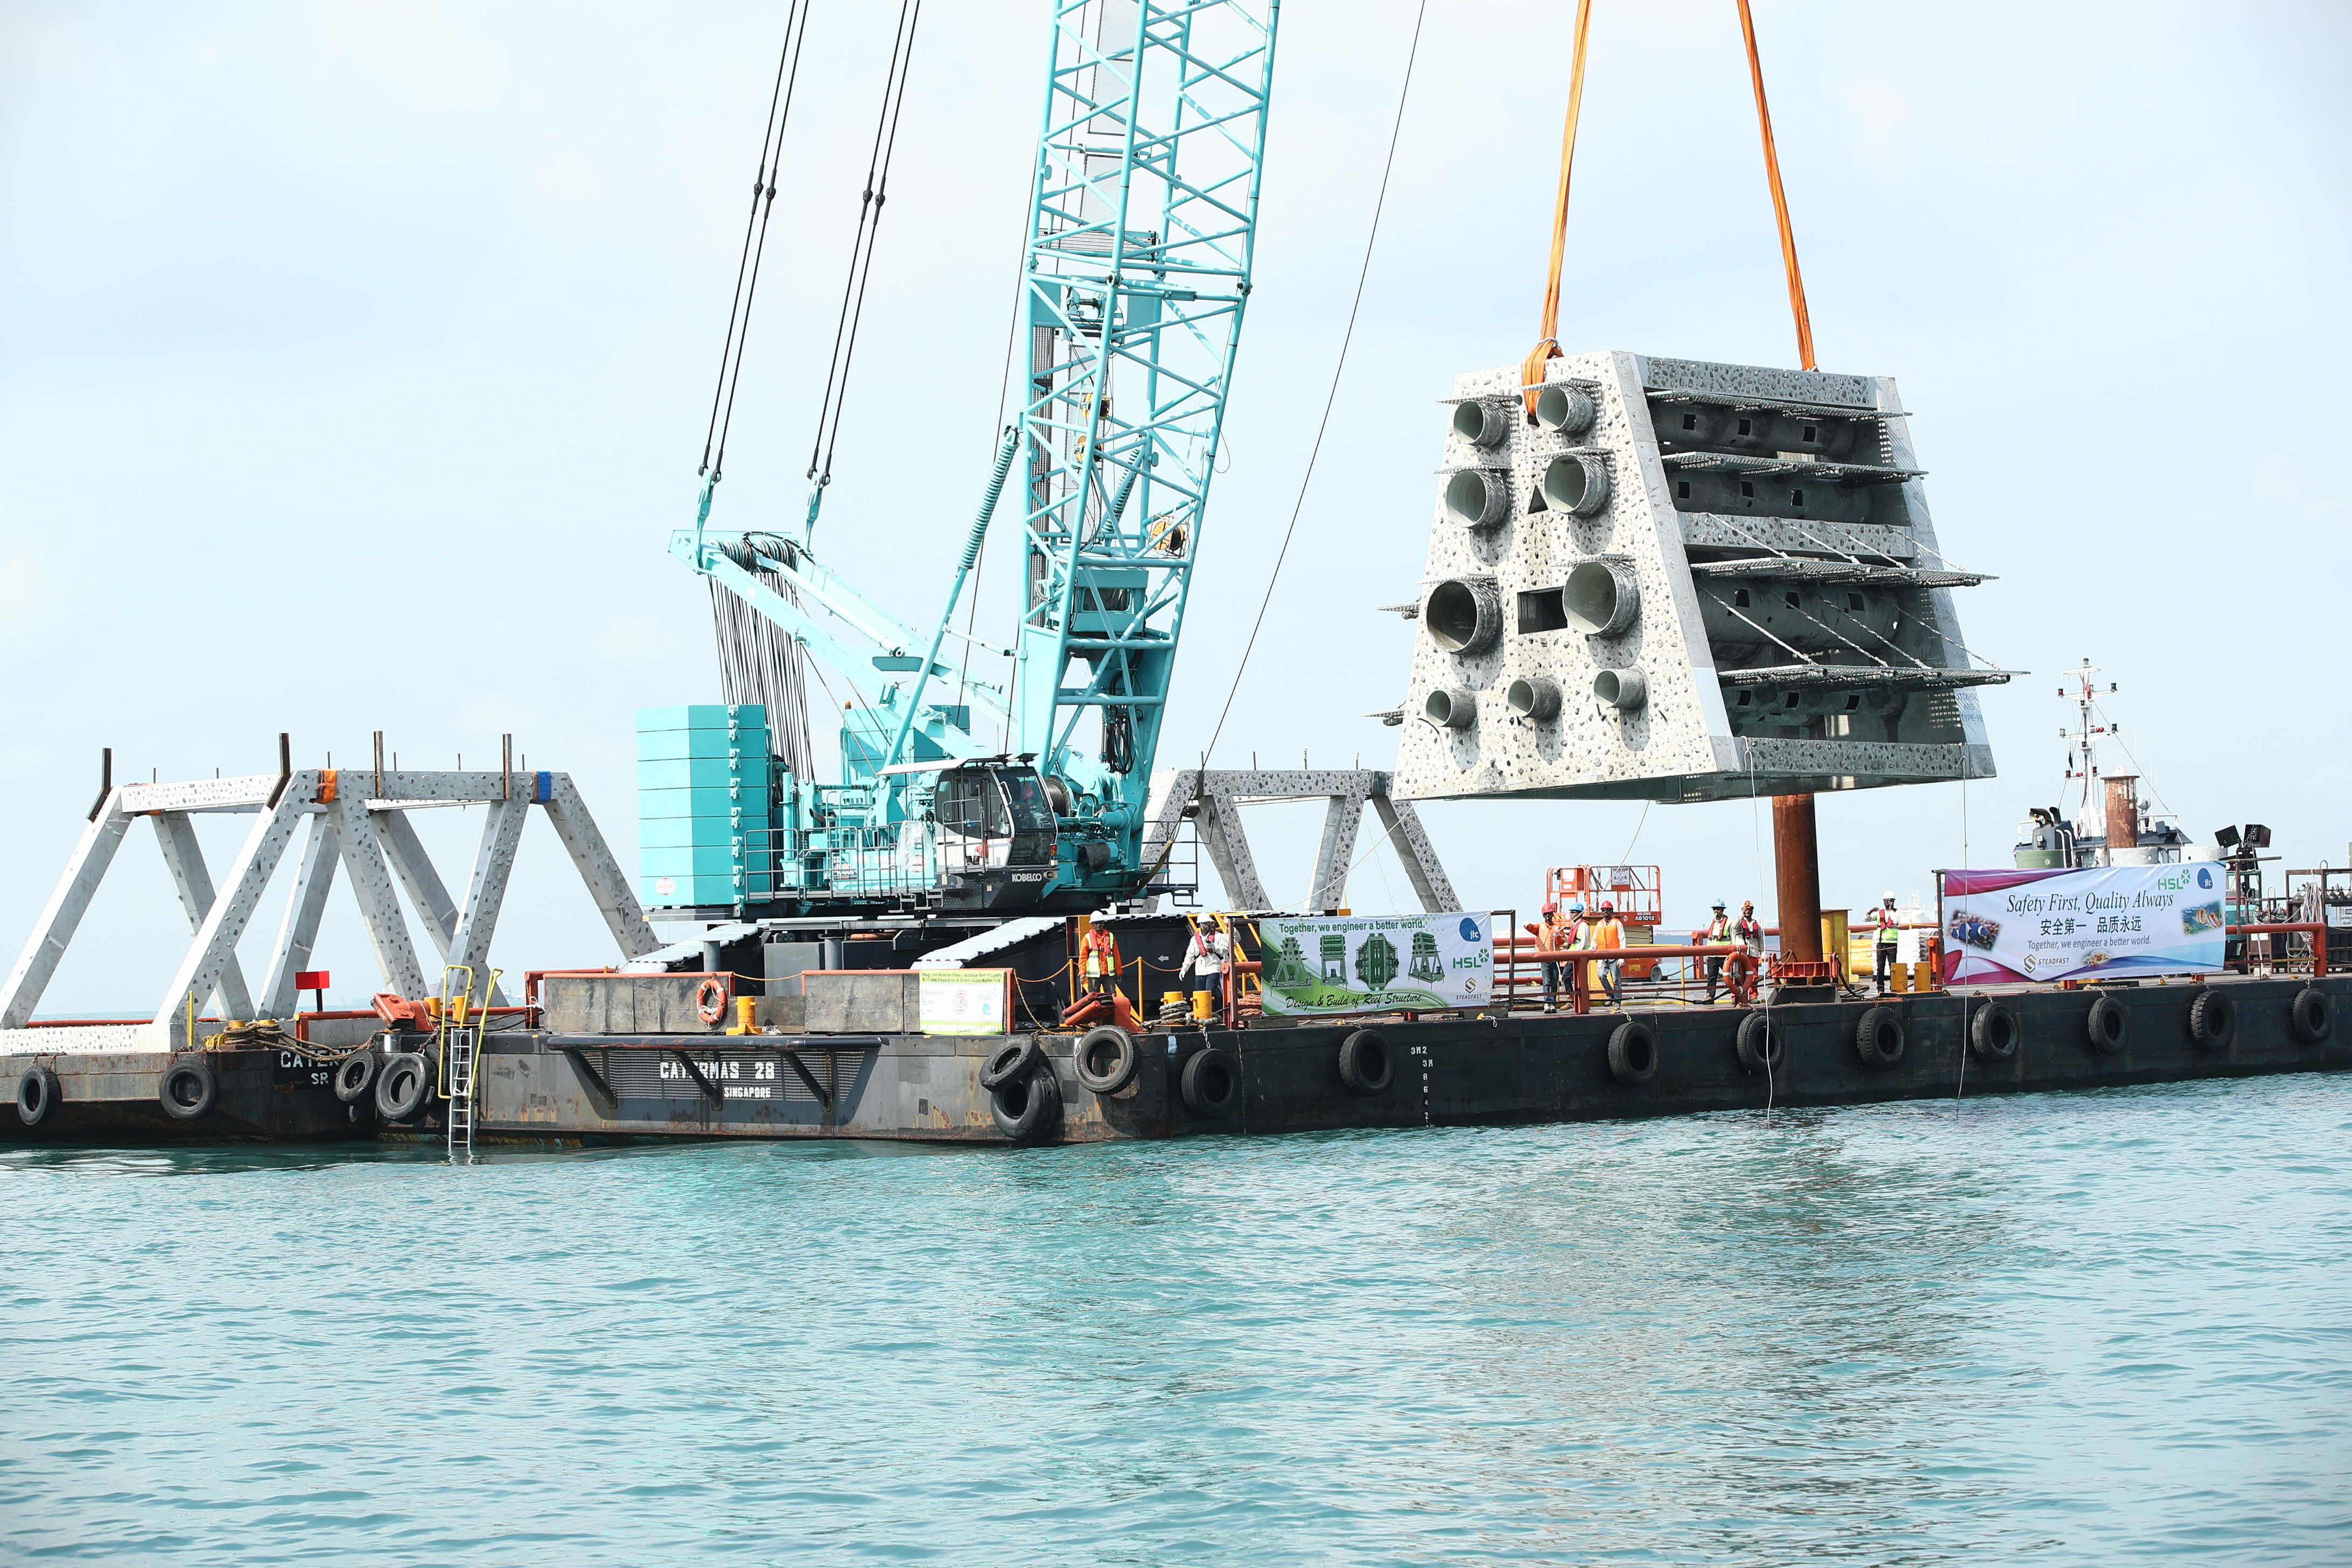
1569;900;1585;912
1883;891;1896;902
1542;901;1557;913
1600;902;1614;913
1711;899;1726;909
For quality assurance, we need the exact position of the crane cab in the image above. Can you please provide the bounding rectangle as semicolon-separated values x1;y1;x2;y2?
934;763;1059;911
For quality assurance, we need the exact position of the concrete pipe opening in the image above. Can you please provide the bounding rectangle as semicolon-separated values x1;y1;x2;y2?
1424;578;1502;655
1593;668;1647;710
1541;453;1611;516
1505;675;1562;720
1423;687;1476;730
1451;400;1510;448
1444;469;1507;528
1534;385;1595;436
1563;559;1640;636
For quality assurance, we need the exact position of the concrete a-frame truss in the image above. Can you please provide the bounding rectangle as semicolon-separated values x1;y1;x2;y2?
0;769;659;1052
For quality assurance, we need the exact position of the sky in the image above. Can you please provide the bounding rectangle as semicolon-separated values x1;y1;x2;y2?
3;1;2348;1013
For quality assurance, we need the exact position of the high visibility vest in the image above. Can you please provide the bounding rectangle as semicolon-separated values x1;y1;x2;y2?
1587;919;1625;951
1872;908;1901;946
1081;928;1118;978
1704;916;1731;942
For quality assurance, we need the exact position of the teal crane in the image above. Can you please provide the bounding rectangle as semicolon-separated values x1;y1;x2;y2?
667;1;1279;916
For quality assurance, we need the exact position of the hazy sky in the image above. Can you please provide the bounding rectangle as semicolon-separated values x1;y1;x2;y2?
4;1;2347;1012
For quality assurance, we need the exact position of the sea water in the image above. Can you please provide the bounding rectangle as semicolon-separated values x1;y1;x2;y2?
3;1075;2347;1565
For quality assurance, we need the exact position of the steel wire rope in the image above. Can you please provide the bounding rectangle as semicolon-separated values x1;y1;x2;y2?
1200;0;1427;767
806;0;925;493
702;1;817;481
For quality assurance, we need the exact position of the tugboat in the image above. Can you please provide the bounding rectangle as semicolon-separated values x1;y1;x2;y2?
2012;662;2213;869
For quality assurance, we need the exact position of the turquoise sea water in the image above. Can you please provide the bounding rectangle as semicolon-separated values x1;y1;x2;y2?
4;1075;2348;1564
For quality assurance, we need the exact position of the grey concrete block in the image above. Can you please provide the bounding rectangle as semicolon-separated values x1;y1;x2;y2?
1393;351;2000;803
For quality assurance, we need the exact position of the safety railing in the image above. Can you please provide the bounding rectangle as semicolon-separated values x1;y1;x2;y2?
2225;923;2329;978
1495;934;1757;1011
1511;943;1756;1015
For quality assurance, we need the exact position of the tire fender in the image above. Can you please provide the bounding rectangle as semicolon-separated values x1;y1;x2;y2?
979;1037;1040;1091
1180;1047;1240;1118
2188;989;2235;1051
1072;1027;1139;1096
1854;1006;1905;1070
333;1052;381;1105
2085;993;2129;1055
15;1065;60;1128
1969;1000;2019;1062
1606;1020;1658;1086
1733;1011;1779;1075
989;1065;1061;1143
160;1056;218;1121
2290;987;2332;1045
374;1053;433;1122
1338;1030;1393;1096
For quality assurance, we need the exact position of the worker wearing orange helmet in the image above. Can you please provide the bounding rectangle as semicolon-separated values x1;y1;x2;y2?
1535;901;1574;1012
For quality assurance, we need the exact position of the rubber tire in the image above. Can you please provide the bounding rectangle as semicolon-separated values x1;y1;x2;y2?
1854;1006;1906;1071
333;1052;381;1104
989;1065;1061;1143
1733;1011;1780;1075
2290;987;2332;1045
374;1053;432;1123
16;1065;60;1128
1338;1029;1393;1096
1969;1000;2020;1063
2085;993;2129;1055
1072;1027;1139;1096
1180;1047;1239;1118
978;1037;1039;1092
1606;1020;1658;1086
159;1057;217;1121
2188;990;2235;1051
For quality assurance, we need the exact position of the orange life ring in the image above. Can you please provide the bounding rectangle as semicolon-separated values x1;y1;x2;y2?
695;977;728;1026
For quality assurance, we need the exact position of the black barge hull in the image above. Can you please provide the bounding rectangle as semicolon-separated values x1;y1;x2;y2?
476;975;2351;1145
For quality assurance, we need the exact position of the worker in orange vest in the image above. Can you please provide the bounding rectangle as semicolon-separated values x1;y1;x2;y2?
1584;900;1626;1007
1536;901;1574;1012
1079;919;1121;1002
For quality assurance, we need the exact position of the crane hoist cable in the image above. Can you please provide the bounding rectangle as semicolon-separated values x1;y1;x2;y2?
699;0;817;483
803;0;924;537
1734;0;1817;370
1520;0;1820;400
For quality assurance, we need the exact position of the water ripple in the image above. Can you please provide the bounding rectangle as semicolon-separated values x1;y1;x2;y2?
3;1075;2348;1563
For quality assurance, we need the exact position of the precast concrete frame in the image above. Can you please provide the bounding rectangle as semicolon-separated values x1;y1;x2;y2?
0;769;660;1052
1141;769;1459;914
1391;352;2006;803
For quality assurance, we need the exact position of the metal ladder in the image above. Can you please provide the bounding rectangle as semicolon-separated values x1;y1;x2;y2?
437;965;499;1159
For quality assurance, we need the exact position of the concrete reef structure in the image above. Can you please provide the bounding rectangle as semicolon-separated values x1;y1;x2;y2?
1390;352;2003;803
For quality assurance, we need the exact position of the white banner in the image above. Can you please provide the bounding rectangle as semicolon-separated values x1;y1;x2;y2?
1257;912;1491;1016
919;968;1010;1035
1941;863;2228;984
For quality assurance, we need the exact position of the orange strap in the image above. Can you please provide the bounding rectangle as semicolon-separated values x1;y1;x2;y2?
1736;0;1815;369
1527;2;1817;386
1521;0;1595;412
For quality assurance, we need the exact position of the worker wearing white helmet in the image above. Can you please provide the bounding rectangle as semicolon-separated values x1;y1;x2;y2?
1701;899;1733;1004
1869;892;1901;994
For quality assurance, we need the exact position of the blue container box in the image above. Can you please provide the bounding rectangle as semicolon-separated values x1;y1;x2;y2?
636;704;769;735
641;871;773;907
639;814;772;851
636;757;772;794
639;785;767;822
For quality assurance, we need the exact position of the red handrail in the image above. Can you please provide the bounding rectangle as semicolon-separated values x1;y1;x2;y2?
2226;923;2329;977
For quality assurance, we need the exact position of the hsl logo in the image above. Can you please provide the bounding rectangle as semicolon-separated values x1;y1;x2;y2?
1458;916;1482;941
2197;867;2214;889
